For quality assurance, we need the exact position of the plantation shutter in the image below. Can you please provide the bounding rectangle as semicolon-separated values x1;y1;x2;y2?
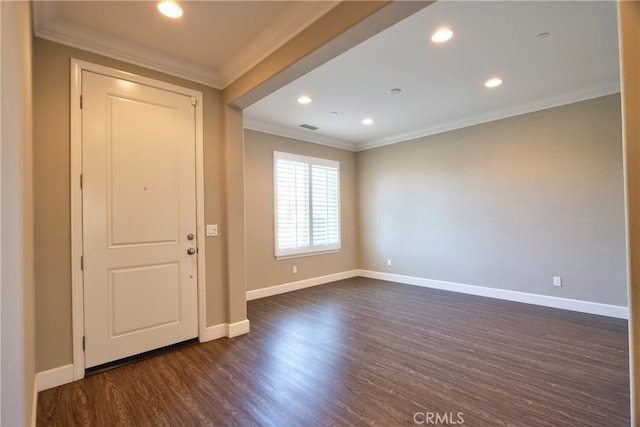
274;151;340;259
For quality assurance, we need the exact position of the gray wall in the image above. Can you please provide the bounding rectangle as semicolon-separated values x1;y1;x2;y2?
245;130;358;291
357;94;627;306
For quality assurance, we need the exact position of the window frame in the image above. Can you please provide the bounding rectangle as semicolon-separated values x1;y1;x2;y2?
273;151;341;260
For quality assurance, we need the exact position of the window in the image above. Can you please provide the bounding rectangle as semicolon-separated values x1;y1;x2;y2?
274;151;340;259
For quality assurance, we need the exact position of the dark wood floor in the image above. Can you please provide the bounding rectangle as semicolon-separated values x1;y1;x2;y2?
37;277;630;426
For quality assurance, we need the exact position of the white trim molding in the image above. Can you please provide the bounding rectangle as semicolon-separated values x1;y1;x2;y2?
227;320;251;338
246;270;359;301
358;270;629;319
201;320;251;342
35;364;75;392
246;86;621;153
70;59;206;379
31;377;37;427
41;322;250;392
70;59;85;381
357;84;621;151
202;323;228;342
33;1;339;89
244;117;358;152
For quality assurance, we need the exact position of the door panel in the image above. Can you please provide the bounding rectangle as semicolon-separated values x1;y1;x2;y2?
109;263;181;337
109;96;179;246
82;71;198;368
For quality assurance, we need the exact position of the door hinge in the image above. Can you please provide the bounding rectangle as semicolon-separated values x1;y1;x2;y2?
190;96;197;107
80;174;83;189
82;336;86;351
80;94;83;109
81;255;84;271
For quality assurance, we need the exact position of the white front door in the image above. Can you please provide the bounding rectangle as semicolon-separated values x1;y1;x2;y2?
82;70;198;368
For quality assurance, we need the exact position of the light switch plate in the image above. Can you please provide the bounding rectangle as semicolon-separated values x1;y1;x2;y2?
206;224;218;237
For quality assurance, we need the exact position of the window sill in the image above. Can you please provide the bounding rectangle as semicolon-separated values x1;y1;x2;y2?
275;249;340;261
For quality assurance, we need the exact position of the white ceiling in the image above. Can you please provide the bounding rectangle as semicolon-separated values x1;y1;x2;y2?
33;1;621;152
244;1;621;151
33;1;339;88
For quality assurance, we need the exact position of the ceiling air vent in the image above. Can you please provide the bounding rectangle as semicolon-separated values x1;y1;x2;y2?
299;123;319;131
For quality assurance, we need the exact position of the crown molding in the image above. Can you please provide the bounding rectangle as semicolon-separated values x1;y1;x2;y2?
244;117;358;152
218;1;340;87
246;83;621;153
33;2;221;88
356;82;622;152
32;1;338;90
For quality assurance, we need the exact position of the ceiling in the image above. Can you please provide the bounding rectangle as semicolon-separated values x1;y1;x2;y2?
244;1;621;151
34;1;621;152
33;1;339;88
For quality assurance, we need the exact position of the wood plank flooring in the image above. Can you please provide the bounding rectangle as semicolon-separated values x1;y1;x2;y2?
37;277;630;426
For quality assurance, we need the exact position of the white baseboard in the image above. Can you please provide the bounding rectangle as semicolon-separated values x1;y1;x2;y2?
227;319;251;338
36;270;623;399
246;270;359;301
358;270;629;319
201;320;251;342
202;323;228;342
245;269;628;318
32;376;38;427
35;364;75;392
35;322;252;395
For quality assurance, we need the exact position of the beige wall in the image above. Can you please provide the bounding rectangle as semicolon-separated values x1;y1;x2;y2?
357;94;627;306
619;1;640;423
223;106;247;322
1;1;36;425
245;130;358;291
221;0;425;322
28;5;635;415
33;38;227;372
31;1;425;374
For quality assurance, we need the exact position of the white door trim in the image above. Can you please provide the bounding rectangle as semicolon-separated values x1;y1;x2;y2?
70;59;206;380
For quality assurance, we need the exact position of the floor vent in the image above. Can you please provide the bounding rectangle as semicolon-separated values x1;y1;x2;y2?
299;123;319;131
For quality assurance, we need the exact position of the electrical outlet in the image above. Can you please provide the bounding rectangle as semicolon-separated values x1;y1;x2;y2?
387;259;392;266
553;276;562;287
293;266;297;274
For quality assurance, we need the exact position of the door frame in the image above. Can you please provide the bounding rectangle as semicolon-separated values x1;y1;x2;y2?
70;59;207;380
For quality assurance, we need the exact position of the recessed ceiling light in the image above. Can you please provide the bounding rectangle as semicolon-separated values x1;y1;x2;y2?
431;27;454;43
484;77;503;88
389;88;402;95
297;95;312;105
158;1;183;18
362;118;374;126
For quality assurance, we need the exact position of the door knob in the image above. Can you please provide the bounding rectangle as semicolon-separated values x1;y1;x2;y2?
187;247;196;255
